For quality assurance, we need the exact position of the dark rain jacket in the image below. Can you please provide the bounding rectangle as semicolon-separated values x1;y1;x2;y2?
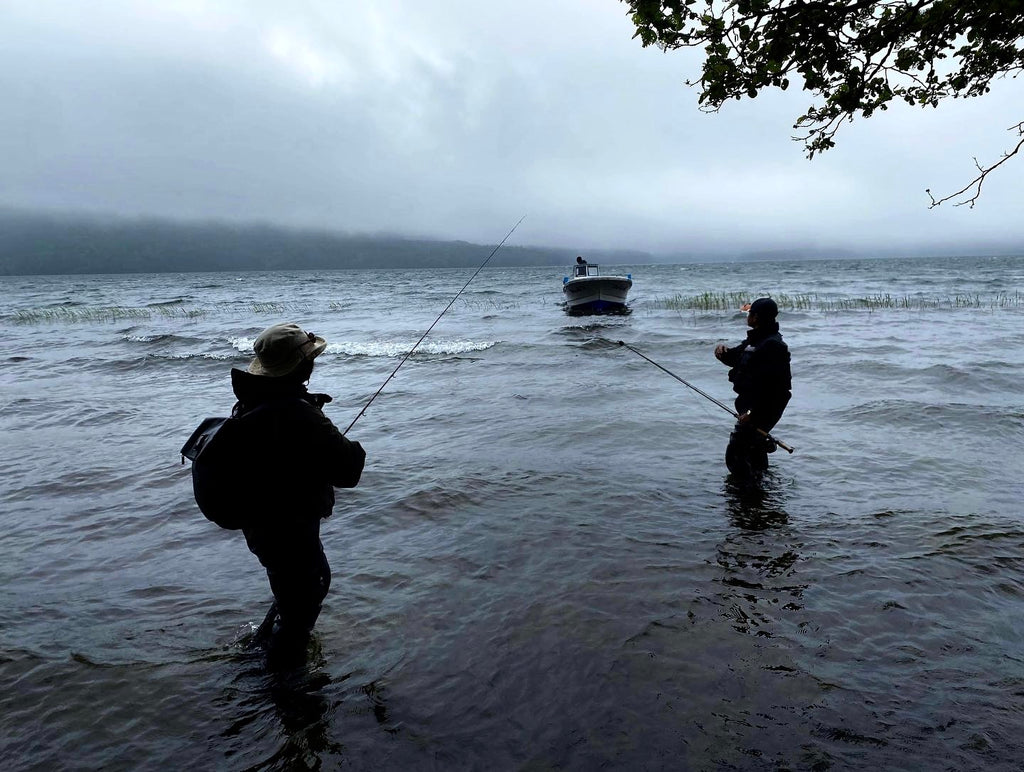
718;322;792;431
229;368;365;567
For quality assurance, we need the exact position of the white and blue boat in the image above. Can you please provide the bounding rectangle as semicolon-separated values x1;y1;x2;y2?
562;262;632;314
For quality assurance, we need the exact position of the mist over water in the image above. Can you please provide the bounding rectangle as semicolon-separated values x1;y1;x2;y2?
2;256;1023;769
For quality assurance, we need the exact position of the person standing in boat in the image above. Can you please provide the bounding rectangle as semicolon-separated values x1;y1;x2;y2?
575;255;588;277
713;297;791;479
231;322;366;662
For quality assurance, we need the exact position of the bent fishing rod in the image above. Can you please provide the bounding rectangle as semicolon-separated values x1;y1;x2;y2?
343;215;526;435
616;340;794;454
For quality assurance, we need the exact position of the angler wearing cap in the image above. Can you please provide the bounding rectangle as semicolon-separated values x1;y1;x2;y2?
714;298;791;479
232;322;365;658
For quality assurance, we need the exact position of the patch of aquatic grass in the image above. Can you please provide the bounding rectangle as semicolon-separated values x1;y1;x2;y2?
457;298;523;312
7;299;325;324
251;302;286;314
8;305;209;324
678;291;752;311
654;291;1023;312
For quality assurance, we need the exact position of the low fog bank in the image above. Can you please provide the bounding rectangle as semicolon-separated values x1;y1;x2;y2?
0;210;656;276
0;210;1019;276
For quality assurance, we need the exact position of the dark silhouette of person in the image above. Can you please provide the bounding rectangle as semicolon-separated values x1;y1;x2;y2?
231;322;365;663
575;255;588;277
714;298;791;479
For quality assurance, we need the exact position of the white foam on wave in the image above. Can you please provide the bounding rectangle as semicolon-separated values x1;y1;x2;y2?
328;338;498;358
230;336;257;353
229;335;496;358
166;352;236;361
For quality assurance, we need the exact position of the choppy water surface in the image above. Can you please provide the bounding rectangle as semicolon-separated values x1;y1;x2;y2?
2;255;1023;770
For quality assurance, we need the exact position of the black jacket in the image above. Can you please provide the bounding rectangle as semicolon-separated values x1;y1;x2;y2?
718;323;791;431
229;368;365;560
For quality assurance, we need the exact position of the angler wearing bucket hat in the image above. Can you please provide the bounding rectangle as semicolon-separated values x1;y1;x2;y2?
247;323;328;377
714;298;791;479
223;322;365;663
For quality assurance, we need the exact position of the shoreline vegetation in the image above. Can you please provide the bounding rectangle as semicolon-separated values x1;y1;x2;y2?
8;291;1022;324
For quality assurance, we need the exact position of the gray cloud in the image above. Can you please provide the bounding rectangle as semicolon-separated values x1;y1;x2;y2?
2;0;1022;256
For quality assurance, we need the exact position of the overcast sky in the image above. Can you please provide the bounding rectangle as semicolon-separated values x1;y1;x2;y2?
2;0;1022;256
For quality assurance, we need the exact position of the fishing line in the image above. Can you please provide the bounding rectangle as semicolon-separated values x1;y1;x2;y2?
343;215;526;435
616;340;794;453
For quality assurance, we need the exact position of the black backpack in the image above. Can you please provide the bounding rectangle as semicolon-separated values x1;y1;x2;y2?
180;410;263;530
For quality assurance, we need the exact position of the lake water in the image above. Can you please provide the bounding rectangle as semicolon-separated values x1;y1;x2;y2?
1;255;1023;770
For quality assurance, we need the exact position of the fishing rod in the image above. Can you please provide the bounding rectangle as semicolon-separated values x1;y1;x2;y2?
343;216;526;435
616;340;794;454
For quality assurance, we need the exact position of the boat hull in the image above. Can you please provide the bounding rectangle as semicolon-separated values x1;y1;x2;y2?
562;276;632;314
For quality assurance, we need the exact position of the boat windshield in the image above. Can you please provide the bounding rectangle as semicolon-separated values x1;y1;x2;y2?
574;263;599;277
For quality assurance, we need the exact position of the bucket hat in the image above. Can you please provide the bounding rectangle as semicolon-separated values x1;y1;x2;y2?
247;323;327;377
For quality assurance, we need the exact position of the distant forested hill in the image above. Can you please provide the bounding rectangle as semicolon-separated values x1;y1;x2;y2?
0;210;651;275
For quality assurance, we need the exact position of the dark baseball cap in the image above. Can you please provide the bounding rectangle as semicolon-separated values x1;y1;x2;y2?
749;297;778;319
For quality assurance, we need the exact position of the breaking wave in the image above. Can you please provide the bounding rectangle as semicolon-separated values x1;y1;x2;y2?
330;339;498;357
229;336;497;358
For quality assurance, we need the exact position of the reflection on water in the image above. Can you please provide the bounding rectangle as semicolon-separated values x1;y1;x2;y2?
216;633;401;770
717;473;805;638
722;470;790;531
221;641;339;769
563;305;632;317
264;667;337;768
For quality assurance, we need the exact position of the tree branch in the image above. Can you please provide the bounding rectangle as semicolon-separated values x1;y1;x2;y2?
927;122;1024;208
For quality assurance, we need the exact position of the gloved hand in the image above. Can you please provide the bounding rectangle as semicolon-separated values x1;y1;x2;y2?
308;392;333;409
